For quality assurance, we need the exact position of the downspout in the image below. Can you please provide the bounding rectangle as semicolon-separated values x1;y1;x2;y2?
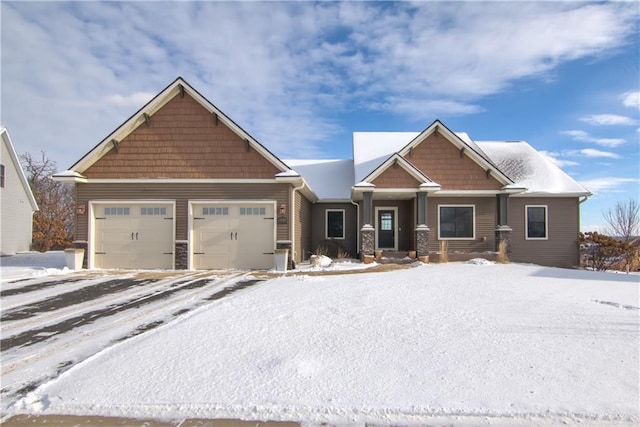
350;198;360;257
579;194;590;204
290;179;306;264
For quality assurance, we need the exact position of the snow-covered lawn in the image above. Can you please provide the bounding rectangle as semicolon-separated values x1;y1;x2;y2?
12;262;639;426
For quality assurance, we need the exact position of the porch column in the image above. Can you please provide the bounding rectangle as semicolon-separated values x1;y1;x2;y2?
361;190;375;260
417;192;426;226
495;194;512;255
415;191;430;262
363;191;373;226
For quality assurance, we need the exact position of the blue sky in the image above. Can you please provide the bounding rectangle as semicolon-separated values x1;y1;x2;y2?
2;1;639;232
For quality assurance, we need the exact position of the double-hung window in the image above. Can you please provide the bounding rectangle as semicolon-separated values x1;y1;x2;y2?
326;209;345;239
526;205;548;240
438;205;475;239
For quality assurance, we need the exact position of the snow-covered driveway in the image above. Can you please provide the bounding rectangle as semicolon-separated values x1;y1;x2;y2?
9;261;639;426
1;253;265;413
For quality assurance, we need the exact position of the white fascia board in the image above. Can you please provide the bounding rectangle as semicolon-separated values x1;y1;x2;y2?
315;199;353;203
362;154;431;184
419;182;442;192
433;190;503;196
81;178;282;184
52;170;88;183
511;191;590;198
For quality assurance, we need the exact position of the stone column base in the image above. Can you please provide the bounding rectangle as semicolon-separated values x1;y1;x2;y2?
175;241;188;269
361;225;375;261
415;225;430;259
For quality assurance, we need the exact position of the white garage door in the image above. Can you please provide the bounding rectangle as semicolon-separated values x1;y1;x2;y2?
192;203;275;270
93;203;174;269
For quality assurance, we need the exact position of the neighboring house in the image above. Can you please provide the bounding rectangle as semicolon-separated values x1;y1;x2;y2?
54;77;591;269
0;127;38;255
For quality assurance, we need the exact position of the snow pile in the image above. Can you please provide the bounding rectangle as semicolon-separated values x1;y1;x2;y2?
0;252;70;282
15;263;639;425
467;258;495;265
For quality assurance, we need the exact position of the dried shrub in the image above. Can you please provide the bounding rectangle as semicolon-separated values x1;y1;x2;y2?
315;239;347;259
579;231;637;272
439;240;449;263
497;240;510;264
336;250;350;259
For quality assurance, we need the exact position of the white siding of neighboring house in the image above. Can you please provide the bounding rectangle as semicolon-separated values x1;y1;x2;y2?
1;129;37;255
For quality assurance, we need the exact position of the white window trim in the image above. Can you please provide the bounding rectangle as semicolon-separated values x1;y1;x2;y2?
525;205;548;240
437;204;476;240
325;209;346;240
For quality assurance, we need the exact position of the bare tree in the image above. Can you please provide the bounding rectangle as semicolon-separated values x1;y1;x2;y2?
603;198;639;242
20;151;74;251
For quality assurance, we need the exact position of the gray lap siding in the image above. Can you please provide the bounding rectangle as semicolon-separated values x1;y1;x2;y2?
426;196;497;253
509;197;581;268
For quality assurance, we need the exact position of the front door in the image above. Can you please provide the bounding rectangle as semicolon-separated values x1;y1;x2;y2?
377;209;395;249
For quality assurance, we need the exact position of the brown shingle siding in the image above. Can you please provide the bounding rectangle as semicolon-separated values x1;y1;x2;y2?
404;133;503;190
83;94;280;179
372;165;421;188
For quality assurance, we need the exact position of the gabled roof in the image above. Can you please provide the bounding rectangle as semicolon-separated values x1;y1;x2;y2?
1;127;39;211
394;120;513;186
64;77;290;175
352;121;513;186
362;153;434;185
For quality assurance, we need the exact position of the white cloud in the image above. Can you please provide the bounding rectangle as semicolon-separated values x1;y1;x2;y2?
106;93;155;107
579;148;620;159
1;1;638;167
620;91;640;108
579;114;636;126
561;130;626;147
579;177;639;193
539;150;579;168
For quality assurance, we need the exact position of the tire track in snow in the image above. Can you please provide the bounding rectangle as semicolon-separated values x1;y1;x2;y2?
1;272;265;411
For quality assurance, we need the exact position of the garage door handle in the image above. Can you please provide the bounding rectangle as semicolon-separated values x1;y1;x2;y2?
235;232;238;240
136;232;139;240
131;232;134;240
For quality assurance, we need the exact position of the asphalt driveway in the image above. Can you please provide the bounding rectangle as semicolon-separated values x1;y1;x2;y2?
1;253;265;413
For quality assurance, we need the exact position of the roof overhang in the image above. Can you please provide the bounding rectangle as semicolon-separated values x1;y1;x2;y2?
51;170;88;183
275;170;319;202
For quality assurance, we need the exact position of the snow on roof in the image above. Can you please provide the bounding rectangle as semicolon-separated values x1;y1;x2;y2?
353;132;419;183
283;159;354;200
288;134;589;201
353;131;484;183
478;141;591;195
